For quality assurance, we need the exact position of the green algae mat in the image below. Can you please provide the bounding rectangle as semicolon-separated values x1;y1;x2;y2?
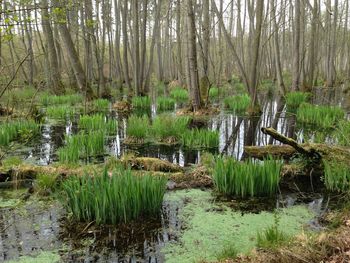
162;189;315;263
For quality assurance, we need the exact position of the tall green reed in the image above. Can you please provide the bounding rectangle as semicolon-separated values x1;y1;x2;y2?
323;161;350;192
78;114;117;134
181;129;219;149
157;97;175;111
170;87;189;102
223;94;251;113
132;96;151;109
285;92;311;112
0;120;41;146
152;114;190;142
126;114;150;139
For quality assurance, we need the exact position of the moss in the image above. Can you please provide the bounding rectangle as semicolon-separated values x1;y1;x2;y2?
162;189;315;263
7;251;60;263
0;189;27;208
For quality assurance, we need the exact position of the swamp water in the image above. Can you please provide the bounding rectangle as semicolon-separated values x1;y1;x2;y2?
0;189;323;263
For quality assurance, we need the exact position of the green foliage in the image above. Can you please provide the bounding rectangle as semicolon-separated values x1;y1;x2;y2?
1;156;23;168
285;92;311;112
126;114;150;139
170;87;189;102
62;166;167;224
212;157;282;198
152;114;190;142
216;244;238;261
336;120;350;146
92;98;110;112
35;173;59;195
132;96;151;109
297;103;344;128
256;212;290;249
41;94;82;106
78;114;117;134
157;97;175;111
58;131;105;163
0;120;41;146
209;86;219;100
181;129;219;149
323;161;350;192
46;105;75;119
223;94;251;113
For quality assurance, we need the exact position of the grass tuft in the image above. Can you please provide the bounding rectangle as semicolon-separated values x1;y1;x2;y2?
323;161;350;192
41;94;83;106
0;120;41;146
126;114;150;140
61;166;167;224
132;96;151;109
181;129;219;149
152;114;190;142
170;87;189;102
212;157;282;198
157;97;175;111
285;91;311;112
209;86;219;100
92;99;110;112
223;94;251;113
46;105;75;119
78;114;117;134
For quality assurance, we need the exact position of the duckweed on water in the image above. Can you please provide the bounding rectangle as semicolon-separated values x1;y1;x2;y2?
162;189;314;263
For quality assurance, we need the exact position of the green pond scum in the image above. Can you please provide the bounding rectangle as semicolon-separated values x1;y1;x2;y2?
162;189;315;263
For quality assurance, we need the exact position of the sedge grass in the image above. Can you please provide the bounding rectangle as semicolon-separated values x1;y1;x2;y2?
223;94;251;113
46;105;75;119
93;98;110;112
170;87;189;102
209;86;219;100
323;161;350;192
152;114;190;142
297;103;344;128
41;94;83;106
285;92;311;112
157;97;175;111
61;166;167;224
336;120;350;146
78;114;117;134
132;96;151;109
0;120;41;146
181;129;219;149
212;157;282;198
126;114;150;139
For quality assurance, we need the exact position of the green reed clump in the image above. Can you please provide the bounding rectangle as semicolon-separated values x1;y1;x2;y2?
132;96;151;109
0;120;41;146
212;157;282;198
297;103;344;128
256;212;289;249
46;105;75;119
58;131;105;163
181;129;219;149
223;94;251;113
285;92;311;112
41;94;83;106
209;86;219;100
152;114;190;142
93;98;110;112
336;120;350;146
157;97;175;111
170;87;189;102
34;173;59;195
323;161;350;192
78;114;117;134
61;166;167;224
126;114;150;139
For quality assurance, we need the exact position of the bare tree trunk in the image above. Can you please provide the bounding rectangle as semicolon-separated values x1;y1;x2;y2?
292;0;301;91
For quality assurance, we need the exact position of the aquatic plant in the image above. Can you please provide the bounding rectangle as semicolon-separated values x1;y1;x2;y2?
126;114;150;139
41;94;83;106
157;97;175;111
131;96;151;109
336;120;350;146
58;131;105;163
152;114;190;142
34;173;59;195
209;86;219;100
181;129;219;149
62;166;167;224
296;103;344;128
223;94;251;113
93;98;110;112
46;105;75;119
212;157;282;198
323;161;350;192
170;87;189;102
285;91;311;112
78;114;117;134
1;156;23;168
0;120;41;146
256;212;290;249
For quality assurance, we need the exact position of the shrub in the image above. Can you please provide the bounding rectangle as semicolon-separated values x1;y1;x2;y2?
78;114;117;134
181;129;219;149
126;115;150;139
212;157;282;198
223;94;251;113
132;96;151;109
61;166;167;224
297;103;344;128
323;161;350;192
157;97;175;111
170;87;189;102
